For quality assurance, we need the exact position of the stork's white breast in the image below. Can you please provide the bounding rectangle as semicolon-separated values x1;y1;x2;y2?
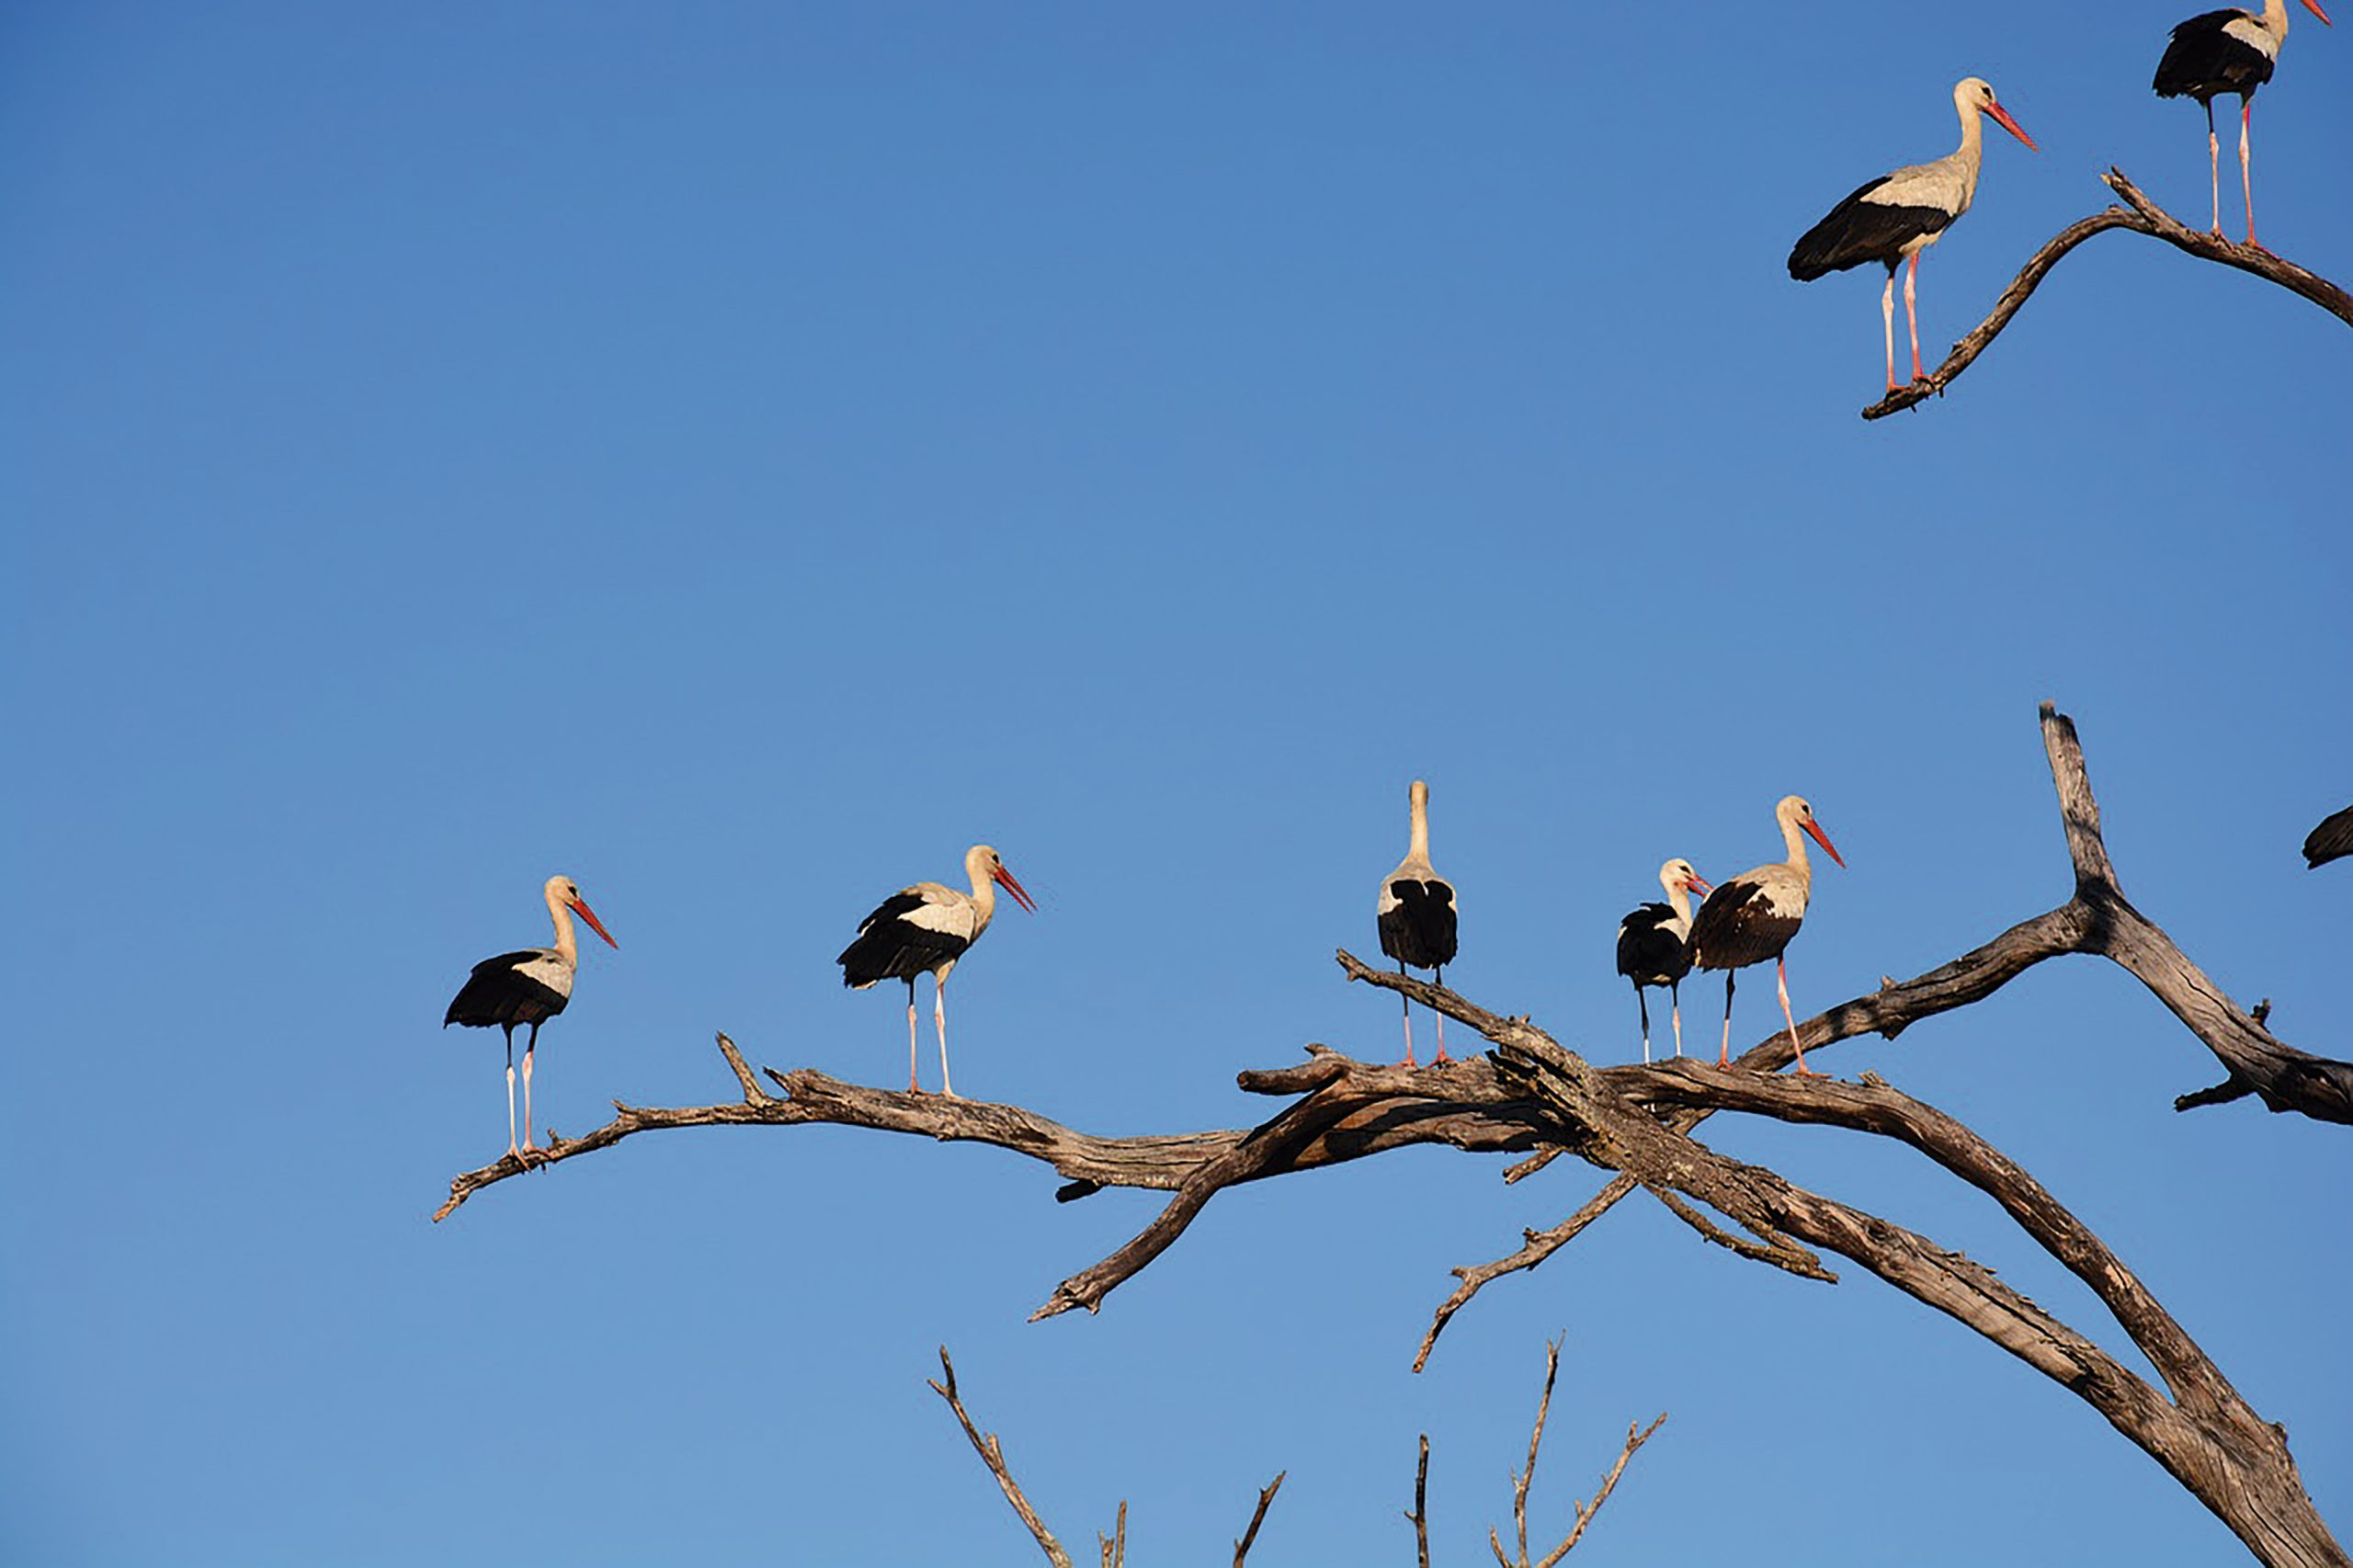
2224;14;2283;57
515;952;575;997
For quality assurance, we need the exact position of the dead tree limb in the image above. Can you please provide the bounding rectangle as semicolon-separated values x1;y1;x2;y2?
929;1347;1076;1568
433;706;2347;1229
1413;699;2352;1364
434;702;2349;1565
1860;167;2353;420
1233;1472;1284;1567
1483;1339;1663;1568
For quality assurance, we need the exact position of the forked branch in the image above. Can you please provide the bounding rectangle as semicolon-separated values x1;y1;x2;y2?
1860;168;2352;420
1484;1339;1665;1568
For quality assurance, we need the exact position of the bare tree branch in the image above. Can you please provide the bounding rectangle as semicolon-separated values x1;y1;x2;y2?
1409;1434;1431;1568
433;708;2347;1232
1861;167;2353;420
928;1347;1075;1568
1483;1339;1663;1567
1233;1472;1284;1567
433;703;2350;1564
1538;1414;1665;1568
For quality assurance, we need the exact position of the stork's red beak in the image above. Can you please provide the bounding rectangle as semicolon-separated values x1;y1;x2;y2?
1684;872;1713;896
1802;820;1847;869
570;897;620;948
1986;102;2037;152
994;864;1038;913
2302;0;2331;25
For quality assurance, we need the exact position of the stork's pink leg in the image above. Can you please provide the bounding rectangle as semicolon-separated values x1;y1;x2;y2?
1669;982;1684;1060
2240;98;2263;251
1904;251;1924;383
2205;100;2222;236
520;1035;539;1153
1881;272;1898;392
1431;967;1450;1064
504;1028;522;1163
935;974;957;1098
1777;957;1818;1076
905;980;921;1093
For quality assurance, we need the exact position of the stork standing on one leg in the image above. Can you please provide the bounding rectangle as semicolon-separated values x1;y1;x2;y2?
837;844;1036;1096
443;874;620;1163
2154;0;2332;249
1687;797;1845;1075
1377;779;1460;1067
1789;77;2038;392
1616;858;1711;1063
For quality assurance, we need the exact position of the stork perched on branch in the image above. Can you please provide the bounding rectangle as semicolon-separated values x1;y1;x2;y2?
838;844;1036;1096
1617;858;1711;1063
1687;797;1844;1074
443;874;620;1163
1790;77;2037;392
1377;779;1459;1067
2154;0;2333;248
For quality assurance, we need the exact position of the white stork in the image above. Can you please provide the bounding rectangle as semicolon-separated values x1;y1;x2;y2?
443;874;620;1163
1686;797;1844;1074
2154;0;2332;248
837;844;1036;1096
1376;779;1459;1067
1616;858;1711;1063
1789;77;2038;392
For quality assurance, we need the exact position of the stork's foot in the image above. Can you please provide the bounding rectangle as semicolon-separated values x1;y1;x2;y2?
2243;237;2275;257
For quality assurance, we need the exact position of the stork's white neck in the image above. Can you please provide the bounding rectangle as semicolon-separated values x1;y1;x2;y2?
1777;807;1815;884
1407;783;1431;862
962;846;999;936
1950;89;1988;211
544;881;579;965
2264;0;2293;41
1664;877;1697;924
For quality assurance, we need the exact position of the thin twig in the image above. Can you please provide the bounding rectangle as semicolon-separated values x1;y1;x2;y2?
1535;1415;1667;1568
1410;1435;1431;1568
714;1030;771;1103
926;1348;1074;1568
1233;1472;1284;1566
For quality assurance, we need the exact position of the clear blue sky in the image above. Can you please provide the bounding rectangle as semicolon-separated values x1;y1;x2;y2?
5;6;2347;1564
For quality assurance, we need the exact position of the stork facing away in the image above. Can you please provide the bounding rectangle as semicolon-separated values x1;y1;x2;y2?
1616;858;1711;1063
1377;779;1460;1067
1687;797;1844;1074
1789;77;2037;392
443;874;620;1163
838;844;1035;1096
2154;0;2332;248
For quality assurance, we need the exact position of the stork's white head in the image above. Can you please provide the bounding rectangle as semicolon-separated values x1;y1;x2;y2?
544;873;620;947
1658;858;1712;899
1775;797;1847;869
1956;77;2037;150
968;845;1038;913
